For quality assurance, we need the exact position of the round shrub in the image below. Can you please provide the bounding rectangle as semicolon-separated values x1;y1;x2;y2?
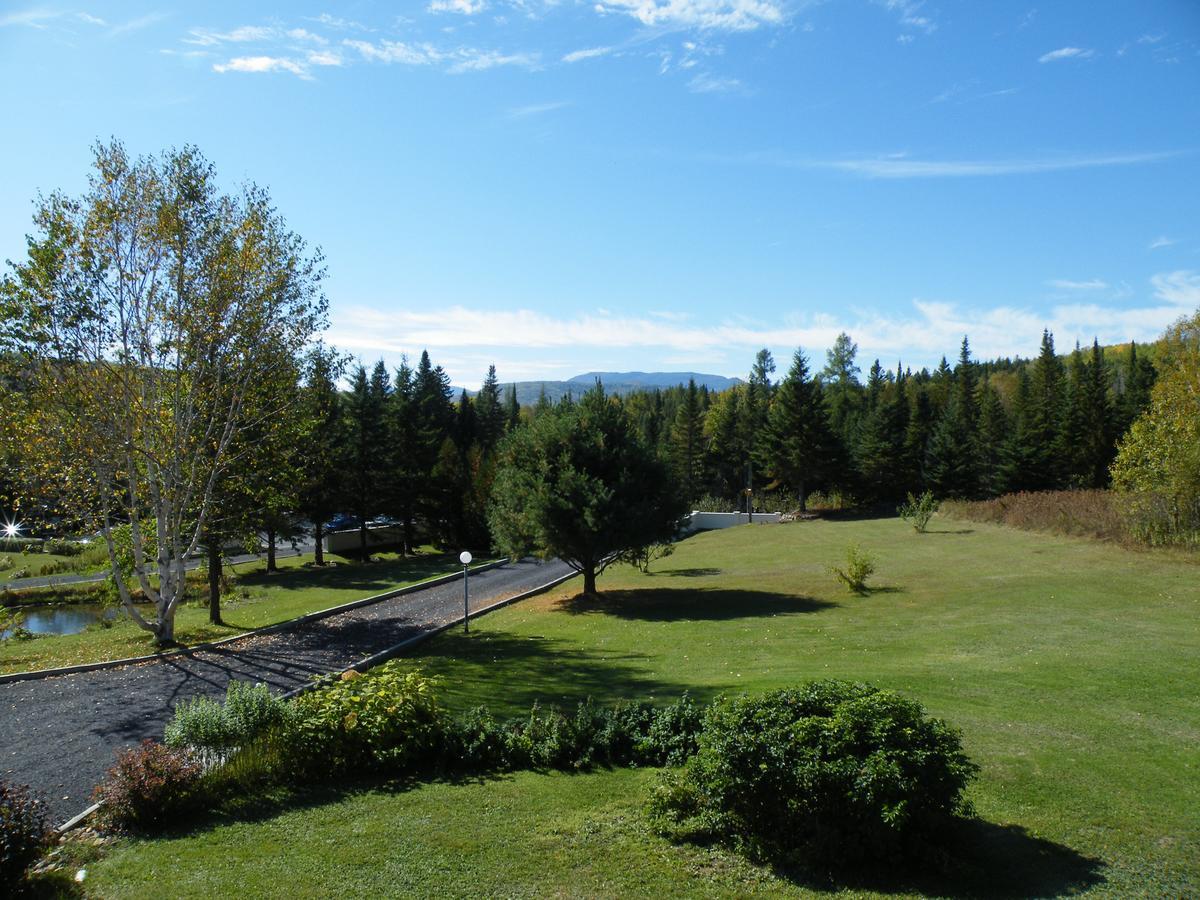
93;740;204;833
1;779;51;891
648;680;978;869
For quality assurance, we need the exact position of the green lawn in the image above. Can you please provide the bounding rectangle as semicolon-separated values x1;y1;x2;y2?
0;552;474;675
80;517;1200;896
0;551;91;581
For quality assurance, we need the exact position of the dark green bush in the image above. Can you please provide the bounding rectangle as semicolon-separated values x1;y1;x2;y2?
648;680;978;869
1;779;51;891
93;740;204;833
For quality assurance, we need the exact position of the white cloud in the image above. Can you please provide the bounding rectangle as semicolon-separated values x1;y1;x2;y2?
508;100;570;117
0;8;60;28
428;0;488;13
307;50;343;66
345;38;538;72
1149;236;1176;250
325;277;1196;384
306;13;369;31
286;28;328;44
1150;270;1200;308
688;72;741;93
876;0;936;35
77;12;107;26
186;25;276;46
562;45;614;63
1039;46;1095;63
212;55;310;79
593;0;786;32
811;151;1174;179
1048;278;1108;291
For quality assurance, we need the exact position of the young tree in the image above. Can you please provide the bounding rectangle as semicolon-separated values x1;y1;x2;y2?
0;141;325;645
488;386;686;595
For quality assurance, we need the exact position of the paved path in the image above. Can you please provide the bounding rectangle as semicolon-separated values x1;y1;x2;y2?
2;543;314;592
0;558;573;826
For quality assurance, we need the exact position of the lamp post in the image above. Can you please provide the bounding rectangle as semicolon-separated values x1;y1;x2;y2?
460;550;472;632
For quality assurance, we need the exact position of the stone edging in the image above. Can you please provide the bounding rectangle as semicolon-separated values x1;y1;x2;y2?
1;559;508;685
58;563;580;832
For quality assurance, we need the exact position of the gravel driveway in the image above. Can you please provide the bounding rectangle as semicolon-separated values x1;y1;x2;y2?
0;558;574;826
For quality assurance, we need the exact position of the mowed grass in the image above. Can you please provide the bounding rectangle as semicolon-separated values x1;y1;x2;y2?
84;517;1199;897
0;551;474;675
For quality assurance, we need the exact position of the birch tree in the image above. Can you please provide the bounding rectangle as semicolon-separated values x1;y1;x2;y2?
0;141;325;644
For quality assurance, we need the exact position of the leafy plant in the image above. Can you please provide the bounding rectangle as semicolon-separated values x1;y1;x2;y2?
0;779;51;892
286;665;444;775
648;681;978;869
898;490;940;533
93;740;204;833
829;544;875;594
164;682;294;767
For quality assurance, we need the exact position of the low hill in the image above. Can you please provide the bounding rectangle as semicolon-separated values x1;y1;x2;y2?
460;371;743;405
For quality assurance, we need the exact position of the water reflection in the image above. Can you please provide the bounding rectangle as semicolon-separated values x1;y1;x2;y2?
1;603;119;638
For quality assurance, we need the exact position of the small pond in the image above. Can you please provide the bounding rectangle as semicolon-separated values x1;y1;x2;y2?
1;603;120;639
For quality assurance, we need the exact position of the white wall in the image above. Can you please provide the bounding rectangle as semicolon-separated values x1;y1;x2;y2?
684;511;782;533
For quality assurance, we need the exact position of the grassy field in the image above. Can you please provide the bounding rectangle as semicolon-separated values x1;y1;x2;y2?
0;552;473;675
0;551;93;581
80;516;1199;896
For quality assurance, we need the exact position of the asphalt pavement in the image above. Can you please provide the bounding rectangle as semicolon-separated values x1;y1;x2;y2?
0;557;574;826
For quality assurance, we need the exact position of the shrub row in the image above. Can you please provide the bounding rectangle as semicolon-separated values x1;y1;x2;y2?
0;538;89;557
94;672;977;872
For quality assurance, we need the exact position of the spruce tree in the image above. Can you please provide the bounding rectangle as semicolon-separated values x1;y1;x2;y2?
820;332;863;447
297;346;347;567
475;364;506;453
855;372;909;502
1081;339;1114;487
1025;330;1066;489
976;378;1011;496
764;349;841;511
670;378;706;503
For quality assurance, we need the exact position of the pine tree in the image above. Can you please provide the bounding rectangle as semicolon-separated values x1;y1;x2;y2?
705;385;748;500
387;358;421;554
504;384;521;431
976;378;1011;496
345;361;390;558
297;346;347;567
1081;339;1114;487
745;348;776;473
475;364;506;453
820;332;863;447
764;349;841;511
1056;346;1090;486
855;372;909;502
1025;330;1066;489
670;378;707;503
903;386;934;493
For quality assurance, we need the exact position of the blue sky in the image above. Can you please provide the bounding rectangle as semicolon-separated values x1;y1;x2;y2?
2;1;1198;387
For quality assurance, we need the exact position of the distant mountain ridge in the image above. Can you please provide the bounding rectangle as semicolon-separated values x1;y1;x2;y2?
459;371;743;406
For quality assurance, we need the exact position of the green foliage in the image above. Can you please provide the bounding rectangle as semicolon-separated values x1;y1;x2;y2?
93;740;204;833
488;385;687;594
0;779;50;891
764;349;843;510
898;490;939;532
164;681;294;759
286;664;443;775
829;543;875;593
648;681;978;869
1112;309;1200;544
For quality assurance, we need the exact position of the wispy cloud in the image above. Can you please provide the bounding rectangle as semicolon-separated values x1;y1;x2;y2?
343;38;539;72
213;56;310;79
875;0;936;35
592;0;786;32
1150;270;1200;308
1148;236;1176;250
0;8;60;28
186;25;276;46
688;72;741;93
809;151;1176;179
1039;46;1095;63
562;45;614;63
1048;278;1108;291
508;100;570;118
428;0;488;13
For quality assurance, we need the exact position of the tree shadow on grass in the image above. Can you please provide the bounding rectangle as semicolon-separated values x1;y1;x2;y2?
921;528;975;535
651;567;723;578
752;818;1106;898
552;588;836;623
234;554;458;595
408;629;700;716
